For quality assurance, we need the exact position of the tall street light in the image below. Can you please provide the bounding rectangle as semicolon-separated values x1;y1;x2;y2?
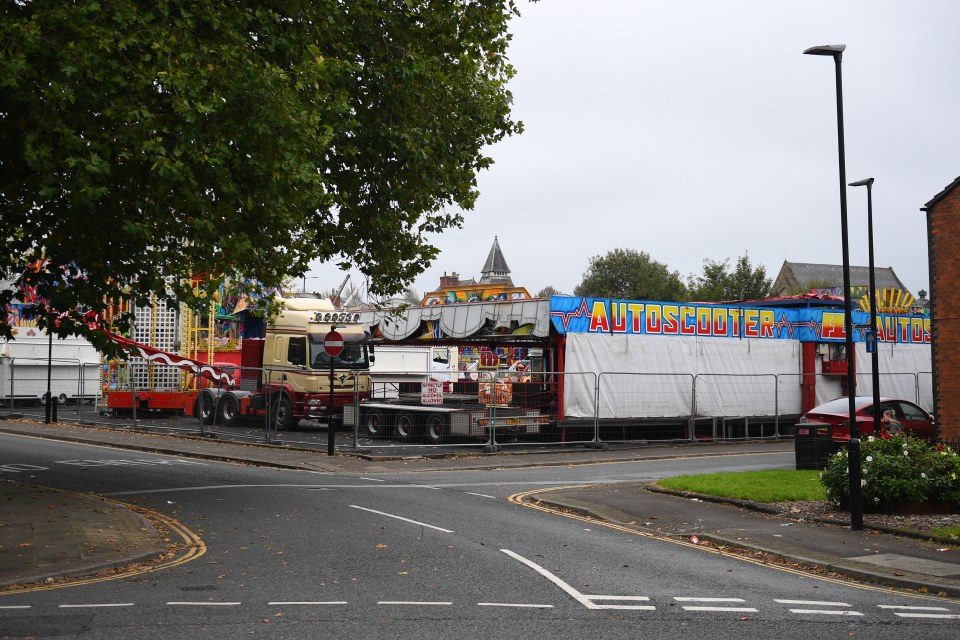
804;43;863;531
850;177;881;436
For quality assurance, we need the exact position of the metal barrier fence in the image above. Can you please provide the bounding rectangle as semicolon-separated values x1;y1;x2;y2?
0;357;99;424
341;370;574;450
0;356;98;405
694;373;780;441
0;360;938;451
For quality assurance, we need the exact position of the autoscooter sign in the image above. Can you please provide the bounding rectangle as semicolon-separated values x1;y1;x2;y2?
323;330;344;357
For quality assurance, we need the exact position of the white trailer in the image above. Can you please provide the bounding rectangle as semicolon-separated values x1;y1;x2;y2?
369;345;459;399
0;332;101;403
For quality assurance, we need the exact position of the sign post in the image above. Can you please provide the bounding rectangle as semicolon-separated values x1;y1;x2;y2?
323;329;344;456
865;328;877;354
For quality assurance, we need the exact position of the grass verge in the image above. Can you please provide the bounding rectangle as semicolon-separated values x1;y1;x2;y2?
655;469;827;502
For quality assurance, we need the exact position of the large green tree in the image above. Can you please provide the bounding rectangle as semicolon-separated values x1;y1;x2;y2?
688;253;771;301
0;1;521;350
573;249;687;302
536;285;559;298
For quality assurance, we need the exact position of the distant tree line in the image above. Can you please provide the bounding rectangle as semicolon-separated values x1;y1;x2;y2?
538;249;771;303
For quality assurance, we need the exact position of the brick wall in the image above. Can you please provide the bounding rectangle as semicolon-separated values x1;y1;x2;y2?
927;182;960;440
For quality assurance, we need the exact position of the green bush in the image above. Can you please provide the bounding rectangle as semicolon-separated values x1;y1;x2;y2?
820;434;960;506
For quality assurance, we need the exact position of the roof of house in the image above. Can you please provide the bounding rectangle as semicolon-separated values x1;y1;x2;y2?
773;261;908;293
922;175;960;211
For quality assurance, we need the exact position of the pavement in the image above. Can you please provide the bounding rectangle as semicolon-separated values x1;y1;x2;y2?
0;418;958;597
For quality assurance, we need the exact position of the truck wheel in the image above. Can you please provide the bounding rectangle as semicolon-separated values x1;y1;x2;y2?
272;393;296;431
218;393;239;427
196;390;216;425
366;411;385;437
425;416;447;443
394;414;418;439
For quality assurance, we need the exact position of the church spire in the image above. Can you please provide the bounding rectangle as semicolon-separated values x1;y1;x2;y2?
479;236;513;285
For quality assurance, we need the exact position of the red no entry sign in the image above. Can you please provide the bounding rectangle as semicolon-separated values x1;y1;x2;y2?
323;330;344;357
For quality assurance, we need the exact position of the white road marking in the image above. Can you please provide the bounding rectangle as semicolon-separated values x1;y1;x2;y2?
359;477;385;482
428;481;587;488
58;603;134;608
587;595;651;601
894;612;960;619
465;492;497;499
0;464;48;473
377;601;452;606
682;606;759;612
166;602;241;606
110;484;343;495
778;598;865;616
56;458;206;467
478;603;554;608
267;601;347;606
105;481;588;496
349;505;453;533
674;597;746;602
501;548;592;608
108;484;424;496
500;548;655;611
877;604;950;610
788;609;863;616
0;605;31;609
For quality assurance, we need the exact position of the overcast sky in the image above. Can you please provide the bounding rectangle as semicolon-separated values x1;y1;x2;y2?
306;0;959;302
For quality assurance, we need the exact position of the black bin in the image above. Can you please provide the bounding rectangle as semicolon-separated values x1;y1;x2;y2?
794;422;840;470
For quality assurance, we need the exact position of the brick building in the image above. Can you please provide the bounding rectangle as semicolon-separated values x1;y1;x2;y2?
922;175;960;441
770;261;909;298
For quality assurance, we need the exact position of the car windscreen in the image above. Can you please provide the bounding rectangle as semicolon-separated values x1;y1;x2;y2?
810;397;873;414
308;333;369;370
897;401;929;421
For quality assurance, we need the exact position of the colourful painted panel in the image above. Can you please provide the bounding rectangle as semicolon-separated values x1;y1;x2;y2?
548;296;927;344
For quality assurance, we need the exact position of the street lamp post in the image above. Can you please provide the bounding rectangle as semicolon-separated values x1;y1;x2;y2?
45;322;53;424
850;177;881;435
804;43;863;531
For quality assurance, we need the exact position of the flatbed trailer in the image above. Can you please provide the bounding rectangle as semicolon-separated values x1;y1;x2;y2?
345;395;546;443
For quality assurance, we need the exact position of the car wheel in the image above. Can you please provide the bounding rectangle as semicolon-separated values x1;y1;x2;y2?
425;415;447;443
366;411;385;437
196;390;216;425
218;393;239;427
272;393;296;431
394;414;417;439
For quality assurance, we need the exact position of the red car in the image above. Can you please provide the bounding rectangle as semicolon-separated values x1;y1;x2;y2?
799;396;936;441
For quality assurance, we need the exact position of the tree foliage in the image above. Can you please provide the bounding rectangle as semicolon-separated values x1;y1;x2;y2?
0;1;521;350
688;253;771;302
573;249;686;302
536;285;559;298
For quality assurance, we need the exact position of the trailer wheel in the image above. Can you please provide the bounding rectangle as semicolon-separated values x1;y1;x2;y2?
196;390;216;425
394;413;418;439
218;393;239;427
366;411;385;437
425;416;447;443
272;393;296;431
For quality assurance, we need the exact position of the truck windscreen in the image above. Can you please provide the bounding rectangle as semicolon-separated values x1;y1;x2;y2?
308;333;369;370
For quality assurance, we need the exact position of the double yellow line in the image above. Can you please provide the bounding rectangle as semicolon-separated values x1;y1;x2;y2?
2;499;205;594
